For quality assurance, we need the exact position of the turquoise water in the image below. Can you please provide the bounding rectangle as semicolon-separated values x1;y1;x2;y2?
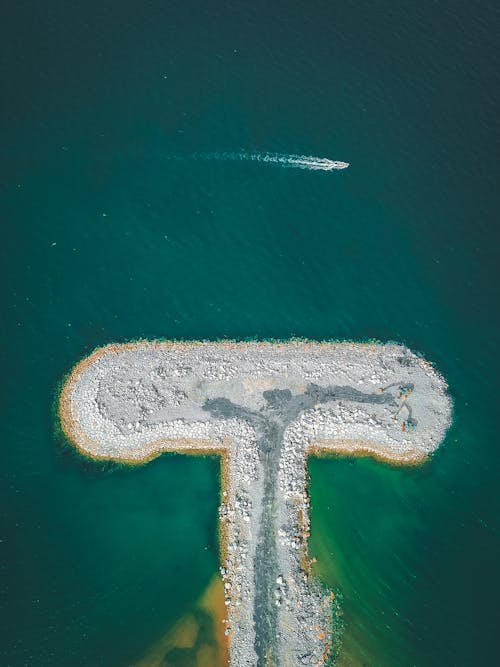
1;1;499;665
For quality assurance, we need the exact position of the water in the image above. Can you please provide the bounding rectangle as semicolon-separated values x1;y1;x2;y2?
1;1;499;665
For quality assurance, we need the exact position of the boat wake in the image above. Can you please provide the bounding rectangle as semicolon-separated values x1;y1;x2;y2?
185;151;349;171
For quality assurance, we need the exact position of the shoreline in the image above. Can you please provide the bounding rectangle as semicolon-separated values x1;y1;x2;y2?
57;339;451;666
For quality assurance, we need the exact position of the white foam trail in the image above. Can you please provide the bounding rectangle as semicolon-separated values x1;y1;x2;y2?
192;151;349;171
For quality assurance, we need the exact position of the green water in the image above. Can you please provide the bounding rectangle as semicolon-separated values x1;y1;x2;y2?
1;1;499;665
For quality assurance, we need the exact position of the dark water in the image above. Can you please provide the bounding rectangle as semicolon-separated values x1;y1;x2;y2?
1;1;499;665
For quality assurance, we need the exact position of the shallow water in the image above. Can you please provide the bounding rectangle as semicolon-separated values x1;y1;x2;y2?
1;1;499;665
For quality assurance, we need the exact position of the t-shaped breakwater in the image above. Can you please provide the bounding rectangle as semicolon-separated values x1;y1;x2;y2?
59;341;452;666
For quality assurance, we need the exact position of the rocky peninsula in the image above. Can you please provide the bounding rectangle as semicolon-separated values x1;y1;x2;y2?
59;340;452;666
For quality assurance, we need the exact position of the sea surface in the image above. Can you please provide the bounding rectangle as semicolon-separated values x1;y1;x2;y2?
1;1;499;665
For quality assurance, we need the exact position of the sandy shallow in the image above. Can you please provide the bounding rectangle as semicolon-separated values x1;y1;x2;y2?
58;340;451;666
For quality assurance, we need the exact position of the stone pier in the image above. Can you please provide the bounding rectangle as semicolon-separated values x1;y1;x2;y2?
59;340;452;666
